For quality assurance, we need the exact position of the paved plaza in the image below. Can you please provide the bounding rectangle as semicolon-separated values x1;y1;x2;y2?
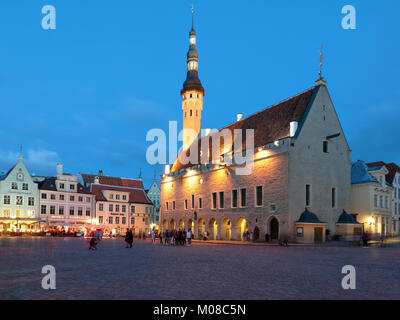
0;237;400;300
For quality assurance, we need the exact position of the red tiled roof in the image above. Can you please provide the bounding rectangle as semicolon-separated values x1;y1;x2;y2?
172;85;318;172
81;174;144;189
90;184;153;204
366;161;400;184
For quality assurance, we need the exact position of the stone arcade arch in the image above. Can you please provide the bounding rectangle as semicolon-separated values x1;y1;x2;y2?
178;219;185;231
236;218;248;241
187;219;194;232
221;218;232;240
170;219;176;230
208;218;218;240
198;218;205;238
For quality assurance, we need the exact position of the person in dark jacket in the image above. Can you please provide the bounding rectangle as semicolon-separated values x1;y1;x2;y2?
125;229;134;248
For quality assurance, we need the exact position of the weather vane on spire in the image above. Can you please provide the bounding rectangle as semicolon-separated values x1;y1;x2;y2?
319;45;324;79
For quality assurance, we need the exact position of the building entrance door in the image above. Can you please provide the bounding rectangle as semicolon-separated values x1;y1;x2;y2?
314;227;323;242
270;218;279;240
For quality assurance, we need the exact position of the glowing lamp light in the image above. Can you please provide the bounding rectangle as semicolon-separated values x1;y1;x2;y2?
367;217;374;225
258;147;264;152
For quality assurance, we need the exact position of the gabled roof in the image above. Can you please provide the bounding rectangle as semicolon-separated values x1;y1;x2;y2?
367;161;400;184
172;85;319;172
91;184;153;205
296;209;326;224
0;165;17;181
38;177;91;194
81;173;144;189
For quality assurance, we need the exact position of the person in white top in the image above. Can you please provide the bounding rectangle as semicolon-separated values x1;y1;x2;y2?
187;229;192;246
151;229;156;243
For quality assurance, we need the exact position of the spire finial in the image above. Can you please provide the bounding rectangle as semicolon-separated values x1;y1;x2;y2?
191;4;194;29
319;45;323;79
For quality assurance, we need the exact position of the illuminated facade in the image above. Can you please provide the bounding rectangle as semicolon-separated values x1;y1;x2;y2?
81;173;153;235
350;161;393;236
160;17;352;243
0;155;40;232
37;164;95;228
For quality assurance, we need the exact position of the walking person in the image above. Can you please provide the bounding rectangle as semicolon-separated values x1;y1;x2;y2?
187;228;192;246
159;231;163;244
125;228;133;248
362;232;369;248
151;229;156;243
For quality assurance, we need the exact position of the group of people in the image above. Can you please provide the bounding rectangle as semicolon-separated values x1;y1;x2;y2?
160;229;193;246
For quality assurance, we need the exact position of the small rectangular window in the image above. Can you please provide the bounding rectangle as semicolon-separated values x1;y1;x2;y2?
232;190;238;208
192;195;195;209
185;199;188;210
323;141;328;153
306;184;311;207
331;188;336;208
297;227;304;237
219;192;224;209
240;188;246;207
199;198;202;209
173;201;176;210
256;186;263;207
212;193;217;209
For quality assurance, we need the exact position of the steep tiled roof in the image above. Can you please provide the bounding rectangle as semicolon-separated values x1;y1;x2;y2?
367;161;400;184
38;177;91;194
171;85;319;172
91;184;153;204
81;173;144;189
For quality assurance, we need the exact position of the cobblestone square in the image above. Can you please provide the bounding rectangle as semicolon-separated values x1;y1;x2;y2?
0;237;400;300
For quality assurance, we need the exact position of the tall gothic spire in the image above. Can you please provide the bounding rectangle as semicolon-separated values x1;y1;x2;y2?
181;6;204;95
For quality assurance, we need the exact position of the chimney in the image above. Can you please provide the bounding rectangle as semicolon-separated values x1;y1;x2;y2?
57;163;63;175
99;170;103;176
237;113;243;122
290;121;298;137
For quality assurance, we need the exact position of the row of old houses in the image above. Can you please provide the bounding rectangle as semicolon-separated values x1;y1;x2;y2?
0;157;157;236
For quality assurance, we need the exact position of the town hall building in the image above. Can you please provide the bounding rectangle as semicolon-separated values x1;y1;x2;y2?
160;14;353;243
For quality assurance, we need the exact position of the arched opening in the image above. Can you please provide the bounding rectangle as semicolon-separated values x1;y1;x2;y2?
221;218;232;240
253;226;260;241
236;218;248;241
187;219;194;232
208;218;218;240
198;218;205;238
178;219;185;231
163;219;168;232
170;219;176;231
270;217;279;240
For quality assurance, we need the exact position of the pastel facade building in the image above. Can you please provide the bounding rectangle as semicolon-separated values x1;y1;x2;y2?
366;161;400;235
0;155;40;232
350;161;393;236
37;164;95;228
146;179;161;227
81;173;153;235
160;18;352;243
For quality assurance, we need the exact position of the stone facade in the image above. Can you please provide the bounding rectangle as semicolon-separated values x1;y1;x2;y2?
161;82;352;243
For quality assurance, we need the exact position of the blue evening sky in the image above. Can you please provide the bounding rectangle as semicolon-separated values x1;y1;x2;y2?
0;0;399;188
